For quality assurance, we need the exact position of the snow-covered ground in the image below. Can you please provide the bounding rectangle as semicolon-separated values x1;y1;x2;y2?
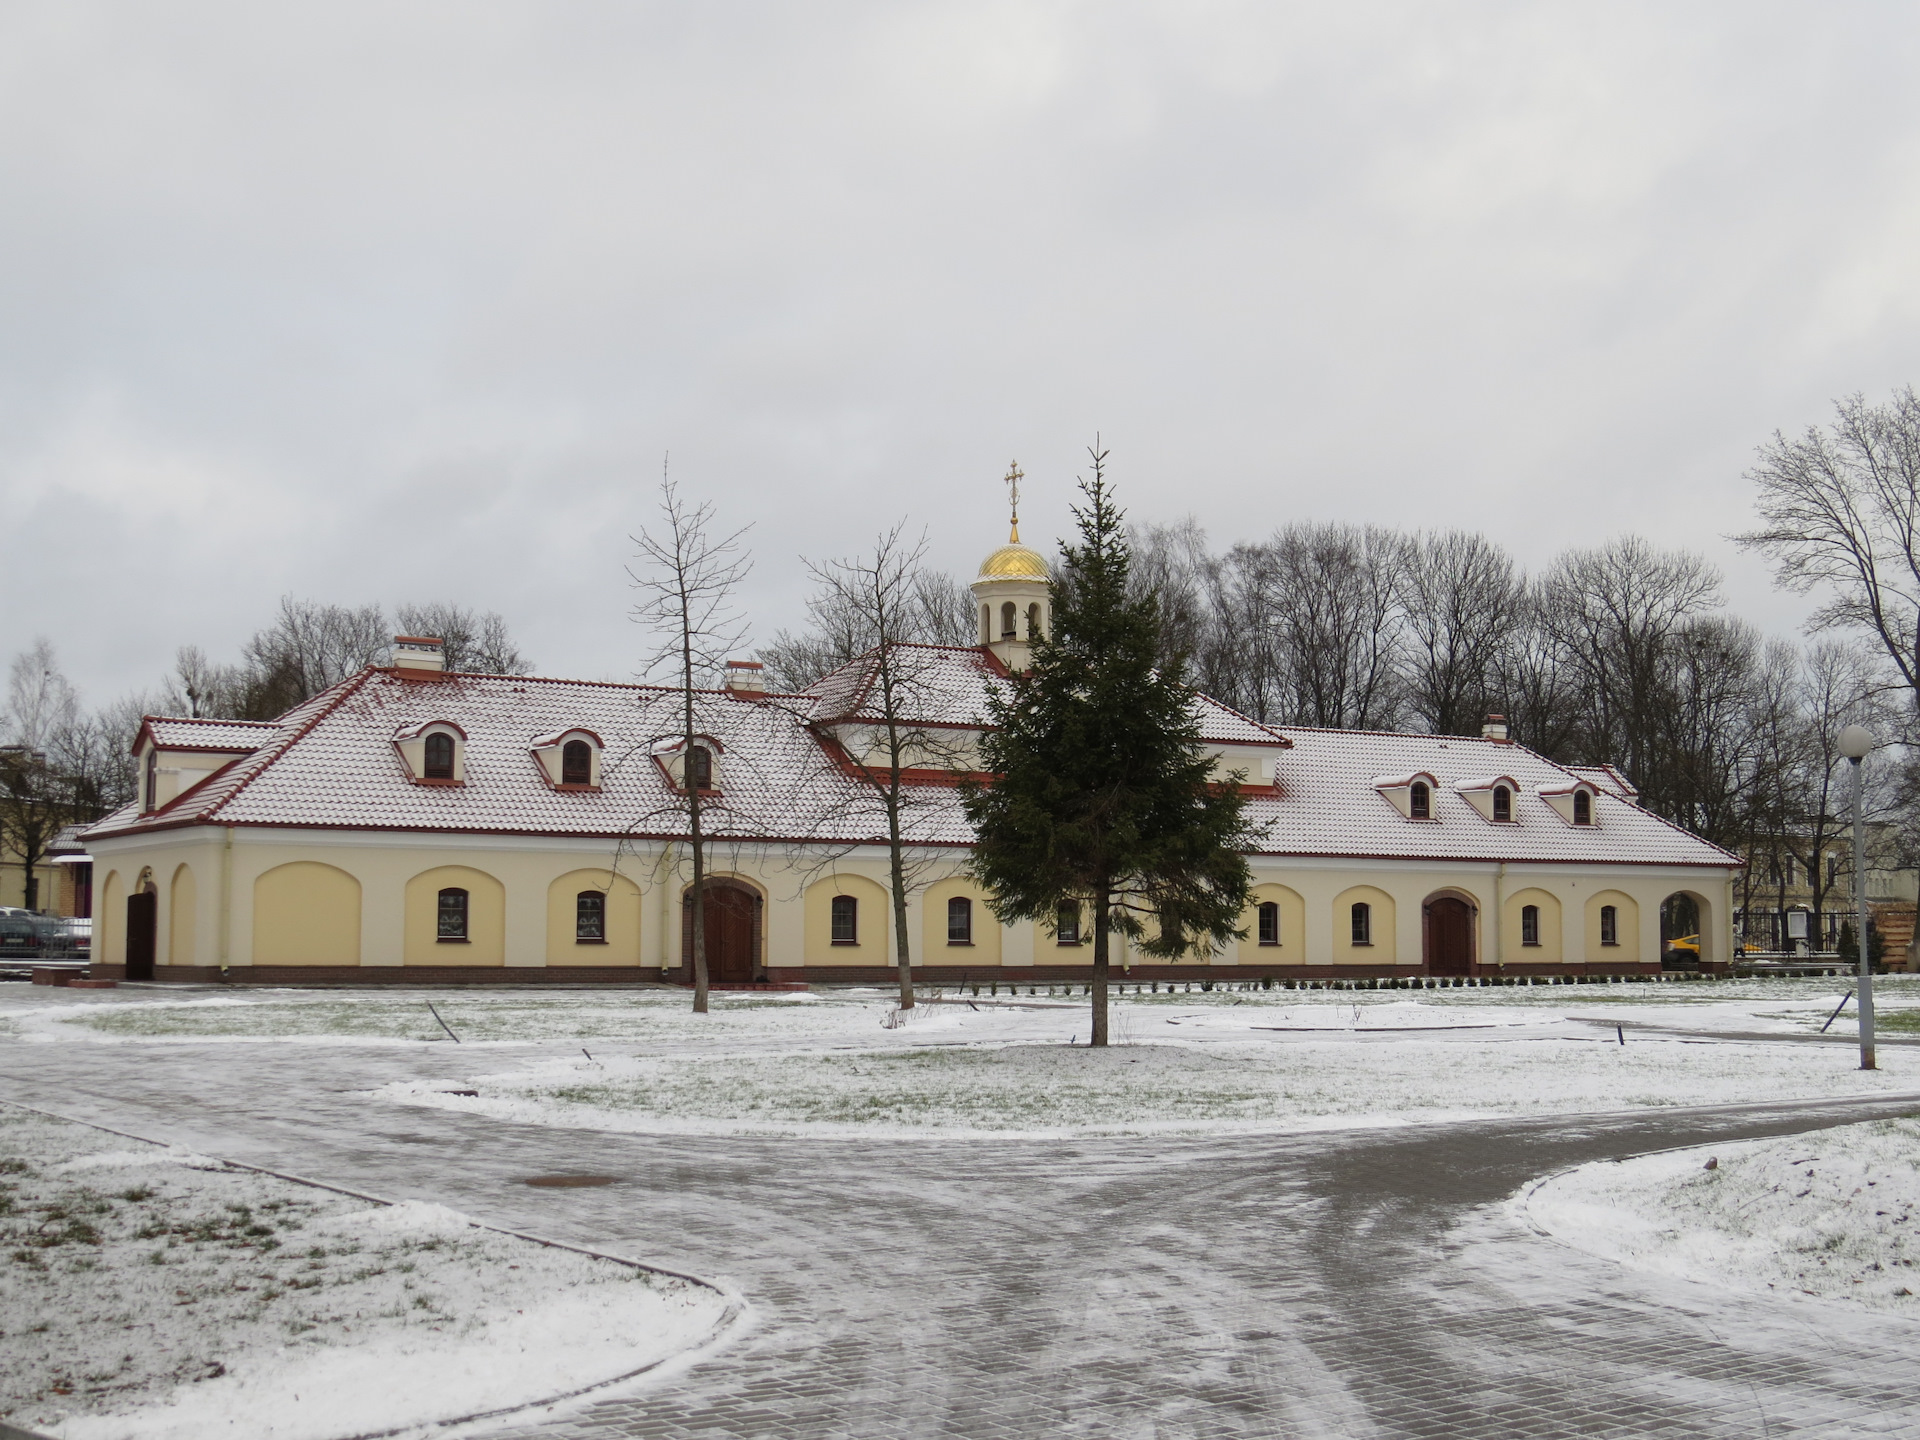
0;1105;733;1440
1519;1116;1920;1315
7;979;1920;1140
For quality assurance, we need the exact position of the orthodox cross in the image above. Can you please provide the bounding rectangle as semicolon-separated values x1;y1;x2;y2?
1004;460;1023;542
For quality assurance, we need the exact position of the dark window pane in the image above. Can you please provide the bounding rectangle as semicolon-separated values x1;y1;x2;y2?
1351;902;1370;946
830;895;857;944
1410;782;1429;819
1573;790;1591;824
576;891;605;940
947;896;972;944
1522;904;1540;946
1492;786;1511;822
437;887;468;940
562;739;592;785
424;732;455;779
1600;905;1618;946
1257;901;1280;946
689;745;713;790
1056;905;1080;944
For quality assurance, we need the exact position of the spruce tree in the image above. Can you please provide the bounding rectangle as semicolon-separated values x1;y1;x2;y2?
962;446;1256;1046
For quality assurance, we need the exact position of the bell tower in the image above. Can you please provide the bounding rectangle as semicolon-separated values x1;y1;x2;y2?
971;461;1050;672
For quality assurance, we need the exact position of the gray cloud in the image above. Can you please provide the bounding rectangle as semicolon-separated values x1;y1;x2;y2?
5;2;1918;702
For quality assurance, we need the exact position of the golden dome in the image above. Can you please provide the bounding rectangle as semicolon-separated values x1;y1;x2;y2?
978;542;1048;579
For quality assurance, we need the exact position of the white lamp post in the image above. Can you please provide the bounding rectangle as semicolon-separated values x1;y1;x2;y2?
1837;723;1878;1070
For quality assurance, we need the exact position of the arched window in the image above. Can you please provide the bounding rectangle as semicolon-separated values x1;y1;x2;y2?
1000;602;1017;639
144;748;158;812
688;745;713;790
830;894;858;945
436;887;469;941
1351;902;1372;946
980;604;992;644
1572;789;1592;825
561;739;592;786
1599;904;1619;947
576;890;605;941
1521;904;1541;946
1056;904;1081;945
1026;602;1042;641
947;896;973;945
1257;901;1280;946
1409;781;1431;819
424;732;455;780
1492;785;1512;822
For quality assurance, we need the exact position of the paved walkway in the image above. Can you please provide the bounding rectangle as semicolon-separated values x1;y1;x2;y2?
5;1036;1920;1437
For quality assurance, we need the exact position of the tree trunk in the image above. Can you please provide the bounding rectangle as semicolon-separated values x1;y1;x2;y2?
890;835;914;1010
1090;891;1110;1047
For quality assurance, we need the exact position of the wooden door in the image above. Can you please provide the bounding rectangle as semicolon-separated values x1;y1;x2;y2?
1425;897;1473;977
685;884;758;985
125;891;157;981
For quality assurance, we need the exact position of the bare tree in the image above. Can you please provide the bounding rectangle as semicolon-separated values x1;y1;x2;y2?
793;526;979;1010
1398;530;1524;736
396;602;534;675
630;472;752;1014
1;641;81;910
762;561;972;692
1262;522;1406;729
1739;386;1920;701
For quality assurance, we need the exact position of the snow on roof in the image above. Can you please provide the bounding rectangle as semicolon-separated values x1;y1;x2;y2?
802;643;1291;746
84;658;1736;869
1452;775;1518;792
1371;772;1435;790
138;717;281;754
1565;763;1640;800
1258;726;1731;867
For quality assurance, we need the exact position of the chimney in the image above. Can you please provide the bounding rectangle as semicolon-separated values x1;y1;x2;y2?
1482;713;1510;744
392;636;445;677
724;659;766;698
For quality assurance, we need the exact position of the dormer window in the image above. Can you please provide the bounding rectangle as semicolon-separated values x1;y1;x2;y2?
143;747;158;813
393;721;467;785
650;734;723;794
1492;785;1511;822
1374;772;1439;820
1537;780;1598;827
531;728;604;791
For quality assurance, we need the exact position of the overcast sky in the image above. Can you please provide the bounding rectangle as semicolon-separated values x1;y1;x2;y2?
5;2;1919;705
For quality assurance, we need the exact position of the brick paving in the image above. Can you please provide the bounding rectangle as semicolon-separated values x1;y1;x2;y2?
4;1038;1920;1436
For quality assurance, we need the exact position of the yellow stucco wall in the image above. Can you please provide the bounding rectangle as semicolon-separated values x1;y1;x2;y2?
1332;884;1396;963
1505;886;1562;965
804;873;892;965
253;861;362;966
1238;883;1307;963
1586;890;1640;964
169;864;197;966
404;865;504;965
922;876;1001;965
546;869;642;965
98;869;123;966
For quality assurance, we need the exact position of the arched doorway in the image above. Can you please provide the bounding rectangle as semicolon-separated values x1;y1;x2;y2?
683;879;762;985
1662;891;1711;968
126;873;158;982
1424;893;1475;977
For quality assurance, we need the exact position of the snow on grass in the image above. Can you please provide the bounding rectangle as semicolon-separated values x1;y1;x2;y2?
382;1033;1920;1139
0;1106;731;1440
1518;1115;1920;1314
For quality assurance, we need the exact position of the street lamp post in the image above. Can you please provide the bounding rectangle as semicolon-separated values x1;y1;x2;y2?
1838;724;1878;1071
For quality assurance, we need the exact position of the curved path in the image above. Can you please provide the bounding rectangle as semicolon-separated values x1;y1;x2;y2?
5;1038;1920;1438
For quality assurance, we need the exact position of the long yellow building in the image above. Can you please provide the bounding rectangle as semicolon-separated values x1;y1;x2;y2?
83;530;1739;985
